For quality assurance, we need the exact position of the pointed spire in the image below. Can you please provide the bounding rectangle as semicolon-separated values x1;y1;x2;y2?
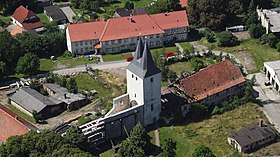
134;38;144;61
141;41;156;70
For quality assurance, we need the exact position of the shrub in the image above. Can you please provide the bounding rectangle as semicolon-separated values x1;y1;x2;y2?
261;33;279;48
249;24;265;39
184;129;198;138
216;31;239;47
202;28;215;43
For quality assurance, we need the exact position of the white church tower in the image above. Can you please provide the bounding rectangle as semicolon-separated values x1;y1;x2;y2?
126;39;162;126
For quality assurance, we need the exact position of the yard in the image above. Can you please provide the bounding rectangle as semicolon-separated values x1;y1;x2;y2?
157;103;280;157
102;52;132;62
36;13;50;24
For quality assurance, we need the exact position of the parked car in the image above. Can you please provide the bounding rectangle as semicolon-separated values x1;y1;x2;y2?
126;56;133;62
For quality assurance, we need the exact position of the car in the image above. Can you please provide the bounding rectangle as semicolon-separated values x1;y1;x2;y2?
126;56;133;62
265;81;271;86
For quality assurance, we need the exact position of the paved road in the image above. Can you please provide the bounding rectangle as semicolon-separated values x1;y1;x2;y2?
53;60;129;75
248;73;280;133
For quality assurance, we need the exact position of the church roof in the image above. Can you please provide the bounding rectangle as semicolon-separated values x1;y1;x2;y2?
127;39;161;79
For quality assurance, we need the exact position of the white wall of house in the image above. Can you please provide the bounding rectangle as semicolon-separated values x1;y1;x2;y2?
264;63;280;92
11;17;23;28
66;28;72;52
11;101;33;117
257;8;270;34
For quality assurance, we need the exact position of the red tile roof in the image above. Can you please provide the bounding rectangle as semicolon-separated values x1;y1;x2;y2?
0;104;31;143
150;10;189;30
12;5;36;23
68;20;107;42
179;60;246;102
100;14;164;41
180;0;188;7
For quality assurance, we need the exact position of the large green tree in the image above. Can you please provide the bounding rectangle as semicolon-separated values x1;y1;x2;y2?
149;0;181;14
64;126;86;146
160;138;177;157
16;53;40;75
0;0;35;15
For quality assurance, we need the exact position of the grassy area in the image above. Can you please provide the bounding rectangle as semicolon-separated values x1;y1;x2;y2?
0;16;11;25
100;149;115;157
40;56;98;71
158;103;273;157
6;104;36;124
150;46;178;55
169;62;193;74
178;42;193;51
200;38;280;73
102;52;132;62
36;13;50;24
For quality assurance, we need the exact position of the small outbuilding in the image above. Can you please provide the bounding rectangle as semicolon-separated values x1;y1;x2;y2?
44;5;68;24
113;8;130;18
264;60;280;93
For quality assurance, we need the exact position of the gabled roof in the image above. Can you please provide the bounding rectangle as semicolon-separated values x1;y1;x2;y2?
0;104;31;143
10;87;61;113
12;5;36;23
67;20;107;42
180;0;188;7
127;40;161;79
228;124;276;147
179;60;246;102
115;8;130;17
100;14;164;41
131;8;148;16
60;6;76;23
150;10;189;30
44;5;67;21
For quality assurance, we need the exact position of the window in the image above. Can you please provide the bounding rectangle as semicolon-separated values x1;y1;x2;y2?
105;41;109;45
136;77;138;81
75;42;78;47
89;40;93;44
124;38;128;42
151;104;154;111
80;42;83;46
150;77;153;82
150;42;154;47
111;40;115;44
156;34;160;38
75;49;78;53
134;94;136;97
81;48;84;52
132;74;134;78
118;39;122;44
85;47;88;52
85;41;88;45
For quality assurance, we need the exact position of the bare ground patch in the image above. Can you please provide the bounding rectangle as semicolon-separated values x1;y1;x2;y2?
232;51;257;71
232;31;251;40
102;67;127;79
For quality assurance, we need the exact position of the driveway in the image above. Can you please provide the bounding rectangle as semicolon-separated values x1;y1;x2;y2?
248;73;280;133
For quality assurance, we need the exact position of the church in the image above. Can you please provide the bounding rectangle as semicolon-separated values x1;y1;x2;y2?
79;39;162;145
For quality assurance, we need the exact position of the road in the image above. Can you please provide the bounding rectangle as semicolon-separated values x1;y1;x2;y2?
248;73;280;133
53;60;129;75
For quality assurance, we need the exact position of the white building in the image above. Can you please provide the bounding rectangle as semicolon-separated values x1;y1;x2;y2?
79;39;162;145
257;7;280;34
264;60;280;92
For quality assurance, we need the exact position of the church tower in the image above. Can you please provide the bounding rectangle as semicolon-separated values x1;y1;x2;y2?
126;39;162;126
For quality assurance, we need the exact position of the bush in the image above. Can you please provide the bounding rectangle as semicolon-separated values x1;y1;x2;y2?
184;129;198;138
261;33;279;48
202;28;215;43
249;24;265;38
216;31;239;47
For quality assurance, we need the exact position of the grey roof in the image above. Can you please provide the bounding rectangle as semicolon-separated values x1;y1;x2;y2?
131;8;148;16
228;125;276;147
262;9;280;32
264;60;280;70
134;38;144;60
10;87;61;113
60;6;76;23
44;5;67;21
115;8;130;17
127;40;161;79
43;83;86;105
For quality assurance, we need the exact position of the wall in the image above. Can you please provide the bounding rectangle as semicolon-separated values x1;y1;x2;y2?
257;8;270;34
163;27;188;43
127;70;144;105
264;63;280;93
10;101;33;117
11;18;23;28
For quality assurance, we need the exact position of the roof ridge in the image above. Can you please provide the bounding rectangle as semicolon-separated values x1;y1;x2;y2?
99;19;110;41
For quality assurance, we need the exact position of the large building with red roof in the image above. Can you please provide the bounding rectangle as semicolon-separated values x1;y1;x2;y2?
66;10;189;54
0;104;39;143
11;5;44;35
173;60;246;106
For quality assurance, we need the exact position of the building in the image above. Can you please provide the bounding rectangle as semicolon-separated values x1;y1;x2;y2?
44;5;68;24
11;5;44;35
263;60;280;92
60;6;76;23
113;8;130;18
180;0;188;8
10;87;64;119
228;120;277;153
131;8;148;16
66;10;189;54
43;83;88;110
79;39;162;145
36;0;52;8
257;7;280;34
173;60;246;106
0;104;39;143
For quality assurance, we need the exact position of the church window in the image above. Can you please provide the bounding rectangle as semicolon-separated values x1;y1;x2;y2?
151;104;154;111
136;77;138;81
132;74;134;78
150;77;153;82
134;94;136;97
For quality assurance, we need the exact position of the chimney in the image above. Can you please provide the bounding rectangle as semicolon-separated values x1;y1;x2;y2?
259;119;264;127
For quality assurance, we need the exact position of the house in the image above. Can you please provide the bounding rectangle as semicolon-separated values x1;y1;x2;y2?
79;39;162;145
263;60;280;92
113;8;130;18
66;10;189;54
257;7;280;34
0;104;39;143
173;60;246;106
43;83;88;110
11;5;44;35
10;87;64;119
60;6;76;23
36;0;52;8
131;8;148;16
44;5;68;24
180;0;188;8
228;120;277;153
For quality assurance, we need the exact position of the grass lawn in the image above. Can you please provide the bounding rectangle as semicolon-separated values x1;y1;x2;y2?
40;56;98;71
150;46;178;55
158;103;272;157
102;52;132;62
6;104;36;124
178;42;193;51
169;61;193;74
36;13;50;24
0;16;11;24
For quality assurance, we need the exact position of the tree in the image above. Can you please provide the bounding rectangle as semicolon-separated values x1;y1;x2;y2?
160;138;177;157
0;61;6;78
64;126;86;146
246;11;259;27
66;77;78;93
16;53;40;75
216;31;239;47
167;70;177;82
261;33;279;48
189;103;209;121
202;28;215;43
149;0;181;14
124;2;134;10
249;24;265;38
192;145;216;157
190;58;206;72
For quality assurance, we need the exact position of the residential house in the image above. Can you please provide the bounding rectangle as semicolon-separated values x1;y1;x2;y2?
173;60;246;106
43;83;88;110
66;10;189;54
180;0;188;8
0;104;39;143
10;87;64;119
11;5;44;35
263;60;280;93
36;0;52;8
228;120;277;153
257;7;280;34
44;5;68;24
131;8;148;16
113;8;130;18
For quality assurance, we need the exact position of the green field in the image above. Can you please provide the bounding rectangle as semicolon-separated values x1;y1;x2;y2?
102;52;132;62
158;103;272;157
